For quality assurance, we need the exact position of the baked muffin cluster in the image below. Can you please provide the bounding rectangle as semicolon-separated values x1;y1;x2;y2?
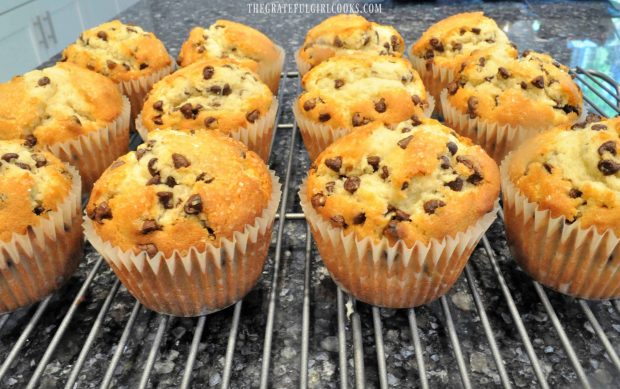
140;59;273;134
306;117;499;245
297;55;431;129
297;14;405;70
87;130;273;257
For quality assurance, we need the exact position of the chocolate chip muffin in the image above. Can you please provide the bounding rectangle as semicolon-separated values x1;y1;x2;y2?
442;48;583;163
62;20;173;119
139;59;276;161
0;62;130;190
84;129;280;316
410;12;513;113
0;139;82;313
177;20;285;93
502;115;620;299
296;14;405;75
294;54;433;160
300;117;499;308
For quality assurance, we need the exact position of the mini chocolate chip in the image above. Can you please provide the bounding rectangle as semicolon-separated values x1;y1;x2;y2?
180;103;194;119
498;67;511;79
391;35;399;51
401;182;409;190
146;175;161;185
380;166;389;179
411;95;421;106
393;209;411;221
452;42;462;51
334;79;344;89
184;194;203;214
37;77;50;86
97;31;108;41
485;38;495;44
33;206;45;215
598;160;620;175
520;81;528;90
459;27;466;35
91;202;112;223
153;115;163;125
445;178;464;191
172;153;191;168
447;81;459;95
397;135;413;149
152;100;163;111
439;155;451;169
543;162;553;174
325;156;342;172
352;112;370;127
196;172;214;183
429;37;444;52
222;83;232;95
598;141;616;156
141;219;161;234
165;176;177;187
344;176;361;193
330;215;347;228
447;142;458;155
352;213;366;225
367;156;380;172
568;188;582;198
467;96;479;119
374;98;387;113
471;27;481;34
110;160;124;170
209;85;222;94
137;243;158;257
591;124;607;131
325;181;335;194
303;99;316;111
531;76;545;89
204;116;217;127
478;57;486;67
311;193;326;207
1;153;18;162
136;148;147;160
24;135;37;147
106;60;117;69
562;104;580;114
15;162;30;171
401;127;411;133
122;63;130;71
203;65;215;79
31;154;47;168
139;63;148;70
333;36;343;47
457;156;484;184
157;191;173;209
423;200;446;215
410;115;422;126
147;158;158;176
246;110;260;123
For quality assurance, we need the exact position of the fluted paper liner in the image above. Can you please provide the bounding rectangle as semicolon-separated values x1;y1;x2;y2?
295;49;312;77
136;99;278;162
259;45;285;94
293;97;435;162
47;96;131;191
299;180;499;308
120;59;176;122
0;165;82;313
83;172;281;317
409;51;455;116
501;155;620;299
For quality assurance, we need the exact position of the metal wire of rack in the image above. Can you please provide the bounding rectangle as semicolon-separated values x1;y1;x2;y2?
0;65;619;389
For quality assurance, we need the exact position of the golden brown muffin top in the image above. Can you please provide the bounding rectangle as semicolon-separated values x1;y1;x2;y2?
177;20;280;71
507;115;620;235
0;139;73;242
140;59;273;135
0;63;123;146
87;129;273;257
410;12;512;71
446;48;583;130
61;20;171;83
296;55;430;129
306;117;499;245
298;14;405;69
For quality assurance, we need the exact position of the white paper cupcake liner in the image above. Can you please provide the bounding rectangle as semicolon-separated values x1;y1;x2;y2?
47;96;131;191
501;155;620;299
299;179;499;308
136;99;278;162
409;50;455;116
120;59;176;122
83;171;282;317
258;45;286;94
0;165;82;313
294;48;312;77
293;97;435;162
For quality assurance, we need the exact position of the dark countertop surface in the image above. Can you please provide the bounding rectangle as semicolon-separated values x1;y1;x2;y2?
3;1;620;388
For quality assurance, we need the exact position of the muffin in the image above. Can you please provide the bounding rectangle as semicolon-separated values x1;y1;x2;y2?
296;14;405;75
294;54;433;161
0;62;130;190
442;49;583;163
409;12;513;113
62;20;174;120
83;129;281;316
138;59;277;161
0;139;82;313
177;20;285;93
502;115;620;300
300;117;500;308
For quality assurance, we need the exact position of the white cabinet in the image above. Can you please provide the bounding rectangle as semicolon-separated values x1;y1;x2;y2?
79;0;117;29
0;1;43;81
34;0;84;63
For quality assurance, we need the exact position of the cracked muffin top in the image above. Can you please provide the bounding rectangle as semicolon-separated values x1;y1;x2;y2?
0;139;73;242
87;129;273;256
140;59;273;134
506;115;620;235
177;20;280;71
0;63;123;146
445;48;582;130
305;117;499;245
410;12;512;72
62;20;171;83
296;55;431;129
298;14;404;70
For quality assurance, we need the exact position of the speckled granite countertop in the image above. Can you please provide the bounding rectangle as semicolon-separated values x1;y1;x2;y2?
2;1;620;388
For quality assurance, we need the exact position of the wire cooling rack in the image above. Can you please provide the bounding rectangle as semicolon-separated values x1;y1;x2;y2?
0;64;619;389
